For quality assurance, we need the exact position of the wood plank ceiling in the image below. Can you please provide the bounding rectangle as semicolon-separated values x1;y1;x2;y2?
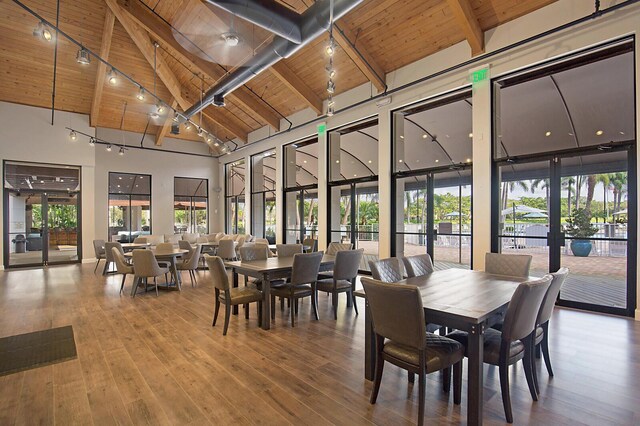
0;0;556;148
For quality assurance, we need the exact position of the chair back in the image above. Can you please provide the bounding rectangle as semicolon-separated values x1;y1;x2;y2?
369;258;404;282
326;242;353;255
236;236;246;249
485;252;532;277
333;248;364;281
178;239;193;253
93;239;105;257
156;242;174;253
537;267;569;325
502;275;553;342
302;237;318;252
276;244;303;258
196;236;209;243
362;277;426;350
183;244;202;269
220;235;233;240
112;247;132;274
402;254;434;278
132;249;164;277
104;242;123;262
255;238;269;245
239;245;268;261
133;237;148;244
290;251;324;286
217;239;236;259
204;255;230;291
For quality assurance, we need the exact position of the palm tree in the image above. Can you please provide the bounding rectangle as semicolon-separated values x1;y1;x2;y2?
596;174;610;221
531;178;549;211
584;175;597;215
609;172;628;213
501;180;529;211
561;176;576;218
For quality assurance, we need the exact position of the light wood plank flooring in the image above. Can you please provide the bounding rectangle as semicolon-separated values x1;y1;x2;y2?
0;264;639;425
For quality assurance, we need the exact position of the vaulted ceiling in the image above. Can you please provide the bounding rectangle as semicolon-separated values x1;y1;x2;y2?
0;0;556;150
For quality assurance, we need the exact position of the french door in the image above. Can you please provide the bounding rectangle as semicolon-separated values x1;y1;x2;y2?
284;186;318;244
495;146;636;316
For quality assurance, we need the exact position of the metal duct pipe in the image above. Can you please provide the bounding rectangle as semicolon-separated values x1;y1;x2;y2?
205;0;302;44
185;0;363;118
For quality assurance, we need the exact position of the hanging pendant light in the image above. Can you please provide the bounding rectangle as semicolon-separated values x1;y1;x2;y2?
69;130;77;141
107;68;118;85
76;48;91;65
136;88;145;101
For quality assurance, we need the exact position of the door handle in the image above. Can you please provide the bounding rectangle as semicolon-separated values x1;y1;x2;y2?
559;232;566;247
433;229;438;241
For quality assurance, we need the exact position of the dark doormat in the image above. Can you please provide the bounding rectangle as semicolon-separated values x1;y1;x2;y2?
0;325;77;376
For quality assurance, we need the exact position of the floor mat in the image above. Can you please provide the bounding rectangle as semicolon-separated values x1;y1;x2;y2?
0;325;77;376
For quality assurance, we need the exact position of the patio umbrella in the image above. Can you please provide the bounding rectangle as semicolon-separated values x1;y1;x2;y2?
501;204;546;216
523;212;548;218
444;211;465;217
613;209;628;215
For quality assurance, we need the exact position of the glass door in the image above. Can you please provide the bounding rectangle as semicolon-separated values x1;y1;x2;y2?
284;187;318;244
6;191;44;267
46;192;80;264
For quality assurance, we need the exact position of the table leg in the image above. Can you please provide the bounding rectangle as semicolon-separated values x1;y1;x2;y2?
232;269;239;315
364;300;375;381
467;323;485;426
171;257;181;291
262;272;271;330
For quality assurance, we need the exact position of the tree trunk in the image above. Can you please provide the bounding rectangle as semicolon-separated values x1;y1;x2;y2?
306;198;315;224
341;197;350;226
584;175;597;214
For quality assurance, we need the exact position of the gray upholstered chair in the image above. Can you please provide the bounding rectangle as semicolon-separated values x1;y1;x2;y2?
103;242;123;275
447;275;553;423
402;254;434;278
361;277;464;426
133;237;148;244
485;252;532;277
316;248;363;319
239;244;269;261
276;244;303;258
270;252;323;327
326;242;353;255
217;239;237;261
93;239;106;273
177;244;202;287
205;255;263;335
369;257;404;282
131;249;170;297
112;247;133;294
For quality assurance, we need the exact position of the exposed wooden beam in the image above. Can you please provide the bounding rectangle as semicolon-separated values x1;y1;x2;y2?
446;0;484;56
90;9;115;127
116;0;281;130
105;0;248;142
155;99;178;145
333;23;386;93
270;62;323;115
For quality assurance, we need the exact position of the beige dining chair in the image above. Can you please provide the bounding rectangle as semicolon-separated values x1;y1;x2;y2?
93;239;106;273
361;277;464;426
369;257;404;282
276;244;303;258
205;255;263;335
217;239;237;261
177;244;203;287
326;242;353;255
131;249;170;297
112;247;134;294
402;254;434;277
485;252;532;277
103;242;123;275
133;237;148;244
316;248;363;319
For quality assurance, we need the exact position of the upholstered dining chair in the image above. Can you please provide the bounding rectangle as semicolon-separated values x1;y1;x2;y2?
326;242;353;255
111;247;133;294
177;244;202;287
178;239;193;256
402;254;434;278
485;252;532;277
361;277;464;426
255;238;269;245
276;244;303;258
205;255;263;335
447;274;553;423
93;239;106;273
302;237;318;252
369;257;404;282
131;249;171;297
103;242;123;275
133;237;148;244
156;242;173;252
316;248;363;319
270;252;323;327
217;239;237;261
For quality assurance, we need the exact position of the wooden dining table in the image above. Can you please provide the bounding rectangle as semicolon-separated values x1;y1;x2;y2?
125;248;189;292
225;254;335;330
354;268;530;426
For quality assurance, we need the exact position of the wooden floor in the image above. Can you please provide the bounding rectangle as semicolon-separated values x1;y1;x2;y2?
0;264;639;425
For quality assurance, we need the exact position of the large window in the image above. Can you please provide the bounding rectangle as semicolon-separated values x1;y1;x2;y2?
392;90;473;270
284;138;318;244
108;172;151;242
328;119;379;272
492;39;636;316
174;177;208;234
225;160;246;234
251;150;276;241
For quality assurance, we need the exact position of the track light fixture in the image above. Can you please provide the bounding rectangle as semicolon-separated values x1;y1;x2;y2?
156;103;165;114
106;144;112;152
325;39;335;57
327;97;335;116
76;48;91;65
33;21;53;42
206;135;213;143
107;68;118;85
197;127;204;138
172;111;180;122
88;137;95;147
327;79;335;94
185;121;192;130
69;130;77;141
118;147;125;156
136;88;145;101
149;112;160;119
326;65;336;79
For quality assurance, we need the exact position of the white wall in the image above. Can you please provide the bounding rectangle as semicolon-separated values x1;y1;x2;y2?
0;102;220;268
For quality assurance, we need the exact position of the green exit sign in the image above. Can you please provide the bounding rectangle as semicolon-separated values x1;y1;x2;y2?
318;123;326;136
471;68;489;83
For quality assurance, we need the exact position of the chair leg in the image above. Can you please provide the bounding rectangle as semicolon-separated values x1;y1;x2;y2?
94;258;101;273
223;302;231;336
370;343;385;404
541;322;554;377
499;363;514;423
408;371;415;383
290;297;295;327
311;291;319;321
212;300;220;326
418;369;426;426
280;297;285;311
192;269;197;286
294;299;299;315
351;290;359;315
154;277;159;296
257;302;262;327
522;335;538;401
530;336;540;395
271;296;276;320
442;367;451;393
331;291;338;320
102;260;109;275
453;361;462;405
131;277;139;297
245;303;249;319
120;274;127;294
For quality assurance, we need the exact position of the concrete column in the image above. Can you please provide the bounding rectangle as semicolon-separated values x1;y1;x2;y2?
243;155;251;235
317;123;328;250
275;148;283;244
635;42;640;321
251;154;265;237
472;65;492;270
378;109;392;259
393;112;405;257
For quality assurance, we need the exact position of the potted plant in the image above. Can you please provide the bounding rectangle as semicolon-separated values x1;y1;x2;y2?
565;208;598;257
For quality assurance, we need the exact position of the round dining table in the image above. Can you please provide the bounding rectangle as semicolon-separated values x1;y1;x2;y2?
125;248;189;292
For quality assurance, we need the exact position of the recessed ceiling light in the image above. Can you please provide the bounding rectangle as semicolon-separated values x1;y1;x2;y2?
435;159;439;163
596;130;604;136
368;160;372;164
619;131;625;135
398;159;403;163
466;158;471;163
336;160;340;164
468;133;473;138
40;180;44;184
422;134;428;139
353;174;357;177
545;131;551;137
118;176;122;180
399;135;404;139
303;160;307;164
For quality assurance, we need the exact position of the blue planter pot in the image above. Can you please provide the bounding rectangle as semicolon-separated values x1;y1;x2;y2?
570;239;592;257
